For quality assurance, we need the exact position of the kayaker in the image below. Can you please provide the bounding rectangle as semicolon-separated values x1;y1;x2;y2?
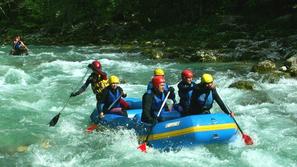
141;75;172;124
11;35;28;55
99;75;128;117
70;60;109;114
189;73;234;116
147;68;176;103
177;69;196;115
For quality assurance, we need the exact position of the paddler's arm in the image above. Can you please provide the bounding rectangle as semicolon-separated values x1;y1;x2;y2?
141;93;155;124
213;88;234;116
70;75;91;97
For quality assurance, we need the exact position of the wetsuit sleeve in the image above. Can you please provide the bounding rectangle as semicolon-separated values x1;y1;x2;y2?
73;75;92;95
189;85;200;114
101;87;109;113
141;93;155;124
213;88;230;114
147;82;152;91
118;86;126;97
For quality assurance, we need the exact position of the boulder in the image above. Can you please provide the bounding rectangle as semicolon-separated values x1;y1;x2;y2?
251;60;276;73
228;80;255;90
192;50;217;62
289;65;297;77
285;54;297;68
151;49;164;59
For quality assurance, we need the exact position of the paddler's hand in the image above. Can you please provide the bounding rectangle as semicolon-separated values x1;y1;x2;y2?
70;92;78;97
99;112;104;118
122;93;127;98
229;111;235;117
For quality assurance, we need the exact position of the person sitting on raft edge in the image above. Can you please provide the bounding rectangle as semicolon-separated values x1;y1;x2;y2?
176;69;196;116
188;73;234;117
99;75;128;117
141;75;173;124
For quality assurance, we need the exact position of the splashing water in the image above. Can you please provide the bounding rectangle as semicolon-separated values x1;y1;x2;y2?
0;45;296;167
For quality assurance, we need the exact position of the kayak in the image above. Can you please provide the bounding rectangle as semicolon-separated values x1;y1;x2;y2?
90;98;238;150
10;49;28;55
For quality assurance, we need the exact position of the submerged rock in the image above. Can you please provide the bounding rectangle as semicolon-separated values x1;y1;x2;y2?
40;139;51;149
16;145;29;153
262;71;291;83
229;80;255;90
238;90;273;105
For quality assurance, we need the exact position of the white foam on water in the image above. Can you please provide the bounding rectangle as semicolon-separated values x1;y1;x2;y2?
38;60;87;76
90;52;120;59
121;84;146;97
100;58;175;74
2;68;31;86
35;52;57;57
241;149;283;167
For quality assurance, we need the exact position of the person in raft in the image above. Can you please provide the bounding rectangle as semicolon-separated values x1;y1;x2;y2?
146;68;176;104
188;73;234;116
99;75;128;117
70;60;109;115
141;75;173;124
176;69;196;116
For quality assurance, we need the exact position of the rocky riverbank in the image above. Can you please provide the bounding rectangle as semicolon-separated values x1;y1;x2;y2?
2;15;297;82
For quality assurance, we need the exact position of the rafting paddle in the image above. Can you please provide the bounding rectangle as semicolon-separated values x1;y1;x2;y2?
231;116;253;145
86;94;123;132
227;106;253;145
49;69;89;127
217;92;253;145
137;91;171;153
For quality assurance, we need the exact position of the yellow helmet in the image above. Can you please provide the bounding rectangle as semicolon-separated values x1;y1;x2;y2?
154;68;165;76
201;73;214;83
109;75;120;84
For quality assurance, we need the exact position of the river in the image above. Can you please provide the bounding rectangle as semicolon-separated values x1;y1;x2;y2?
0;45;296;167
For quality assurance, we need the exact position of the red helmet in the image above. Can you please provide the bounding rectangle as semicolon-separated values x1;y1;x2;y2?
90;60;101;71
181;69;193;78
152;76;165;88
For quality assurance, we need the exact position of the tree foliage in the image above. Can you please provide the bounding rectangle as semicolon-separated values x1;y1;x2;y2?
0;0;296;41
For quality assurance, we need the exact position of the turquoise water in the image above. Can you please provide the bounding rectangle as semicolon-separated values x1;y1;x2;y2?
0;45;296;167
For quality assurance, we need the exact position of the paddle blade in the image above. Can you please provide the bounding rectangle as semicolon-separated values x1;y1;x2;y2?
242;134;253;145
49;113;60;127
86;124;97;132
137;143;147;153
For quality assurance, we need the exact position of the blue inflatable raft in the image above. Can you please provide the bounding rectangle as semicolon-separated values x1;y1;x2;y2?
90;98;238;150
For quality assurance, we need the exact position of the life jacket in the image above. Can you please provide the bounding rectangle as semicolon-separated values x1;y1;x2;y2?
105;87;121;110
150;91;166;117
196;90;214;110
91;74;109;96
14;41;22;50
179;82;195;108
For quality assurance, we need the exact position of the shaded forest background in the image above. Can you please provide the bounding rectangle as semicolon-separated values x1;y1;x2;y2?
1;0;297;46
